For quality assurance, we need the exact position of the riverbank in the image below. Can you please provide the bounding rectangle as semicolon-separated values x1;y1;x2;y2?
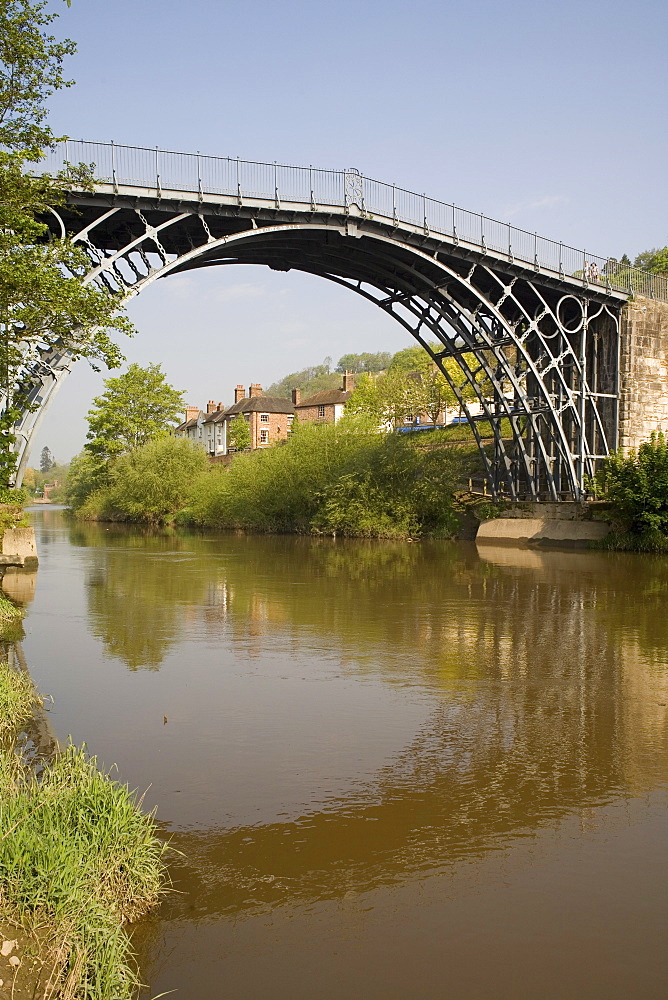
0;600;167;999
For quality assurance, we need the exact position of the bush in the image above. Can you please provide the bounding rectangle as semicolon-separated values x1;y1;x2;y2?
0;486;28;505
600;433;668;546
187;417;468;538
78;436;209;524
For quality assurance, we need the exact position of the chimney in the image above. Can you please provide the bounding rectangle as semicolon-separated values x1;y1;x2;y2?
185;405;199;422
217;402;223;411
341;371;355;393
206;399;217;414
292;388;301;406
234;385;246;403
249;383;263;398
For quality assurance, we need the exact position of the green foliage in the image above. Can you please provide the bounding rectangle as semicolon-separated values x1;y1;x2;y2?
227;412;251;451
0;502;28;530
600;432;668;548
0;0;134;484
0;658;32;741
0;740;167;1000
633;247;668;276
25;458;68;499
0;484;27;504
347;346;484;428
266;358;339;399
85;363;185;462
39;444;54;472
335;351;392;373
78;436;209;524
66;450;107;509
187;416;468;538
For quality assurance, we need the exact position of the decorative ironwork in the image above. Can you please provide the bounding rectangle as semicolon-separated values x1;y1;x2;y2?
6;142;635;496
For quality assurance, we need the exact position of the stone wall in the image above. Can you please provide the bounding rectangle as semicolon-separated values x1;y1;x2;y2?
619;296;668;451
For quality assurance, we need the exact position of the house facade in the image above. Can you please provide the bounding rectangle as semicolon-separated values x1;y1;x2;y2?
293;372;355;424
225;384;294;450
174;400;227;455
175;385;294;455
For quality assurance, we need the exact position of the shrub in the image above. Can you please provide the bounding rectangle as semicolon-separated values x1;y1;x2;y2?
75;437;209;524
600;433;668;546
188;417;467;537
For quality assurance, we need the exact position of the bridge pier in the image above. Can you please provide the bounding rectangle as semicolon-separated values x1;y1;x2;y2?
619;296;668;451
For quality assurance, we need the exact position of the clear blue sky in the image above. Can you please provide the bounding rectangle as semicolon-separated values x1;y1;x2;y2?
34;0;668;462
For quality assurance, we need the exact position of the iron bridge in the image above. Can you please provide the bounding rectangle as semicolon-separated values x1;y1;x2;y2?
13;140;664;499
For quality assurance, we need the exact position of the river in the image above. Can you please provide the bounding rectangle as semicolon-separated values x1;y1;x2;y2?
9;508;668;999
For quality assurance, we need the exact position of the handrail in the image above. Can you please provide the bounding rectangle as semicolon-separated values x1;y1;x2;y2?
41;139;667;302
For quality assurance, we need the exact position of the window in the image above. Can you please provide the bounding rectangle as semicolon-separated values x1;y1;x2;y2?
317;405;326;418
287;414;294;422
260;429;269;444
260;413;269;422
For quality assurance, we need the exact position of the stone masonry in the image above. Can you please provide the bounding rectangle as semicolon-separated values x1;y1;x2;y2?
619;296;668;451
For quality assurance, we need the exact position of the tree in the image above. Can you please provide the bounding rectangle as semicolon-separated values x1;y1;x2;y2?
633;247;668;276
87;436;209;524
346;370;422;427
39;444;53;472
227;413;251;451
84;363;185;462
0;0;134;484
335;352;392;374
266;359;338;399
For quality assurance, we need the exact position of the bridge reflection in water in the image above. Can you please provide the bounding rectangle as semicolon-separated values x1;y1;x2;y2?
20;512;668;1000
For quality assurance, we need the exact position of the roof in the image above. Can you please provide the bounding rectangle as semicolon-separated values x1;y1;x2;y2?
203;408;227;424
225;395;295;416
297;389;353;407
174;415;201;432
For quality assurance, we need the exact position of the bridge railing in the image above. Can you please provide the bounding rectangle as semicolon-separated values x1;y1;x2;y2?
41;140;668;302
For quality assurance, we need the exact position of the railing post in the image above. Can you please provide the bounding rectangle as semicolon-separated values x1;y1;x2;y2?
197;152;203;201
423;194;429;236
309;166;316;211
111;140;118;193
534;231;539;270
559;241;564;278
508;223;513;262
155;146;161;199
274;162;280;210
236;157;242;205
452;204;458;244
392;184;398;226
481;213;486;252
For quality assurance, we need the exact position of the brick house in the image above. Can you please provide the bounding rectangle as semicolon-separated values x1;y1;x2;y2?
293;372;355;424
225;384;294;450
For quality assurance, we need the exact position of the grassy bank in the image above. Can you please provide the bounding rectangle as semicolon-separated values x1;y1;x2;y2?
0;636;166;998
71;419;482;538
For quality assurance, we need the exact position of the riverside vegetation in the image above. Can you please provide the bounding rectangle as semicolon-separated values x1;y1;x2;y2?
68;417;482;537
0;594;167;998
595;432;668;552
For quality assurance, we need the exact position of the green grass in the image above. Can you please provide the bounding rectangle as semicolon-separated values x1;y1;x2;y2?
0;659;34;743
0;659;167;999
0;593;24;624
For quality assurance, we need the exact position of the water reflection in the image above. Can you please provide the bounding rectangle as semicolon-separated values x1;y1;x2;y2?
23;513;668;998
59;521;668;916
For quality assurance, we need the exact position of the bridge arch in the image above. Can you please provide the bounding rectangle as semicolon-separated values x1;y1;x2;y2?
11;145;629;498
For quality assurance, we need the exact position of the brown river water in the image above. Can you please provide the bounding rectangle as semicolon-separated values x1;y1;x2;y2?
10;508;668;999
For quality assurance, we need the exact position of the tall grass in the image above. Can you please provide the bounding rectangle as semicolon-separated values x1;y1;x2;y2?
0;657;167;999
0;658;34;743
